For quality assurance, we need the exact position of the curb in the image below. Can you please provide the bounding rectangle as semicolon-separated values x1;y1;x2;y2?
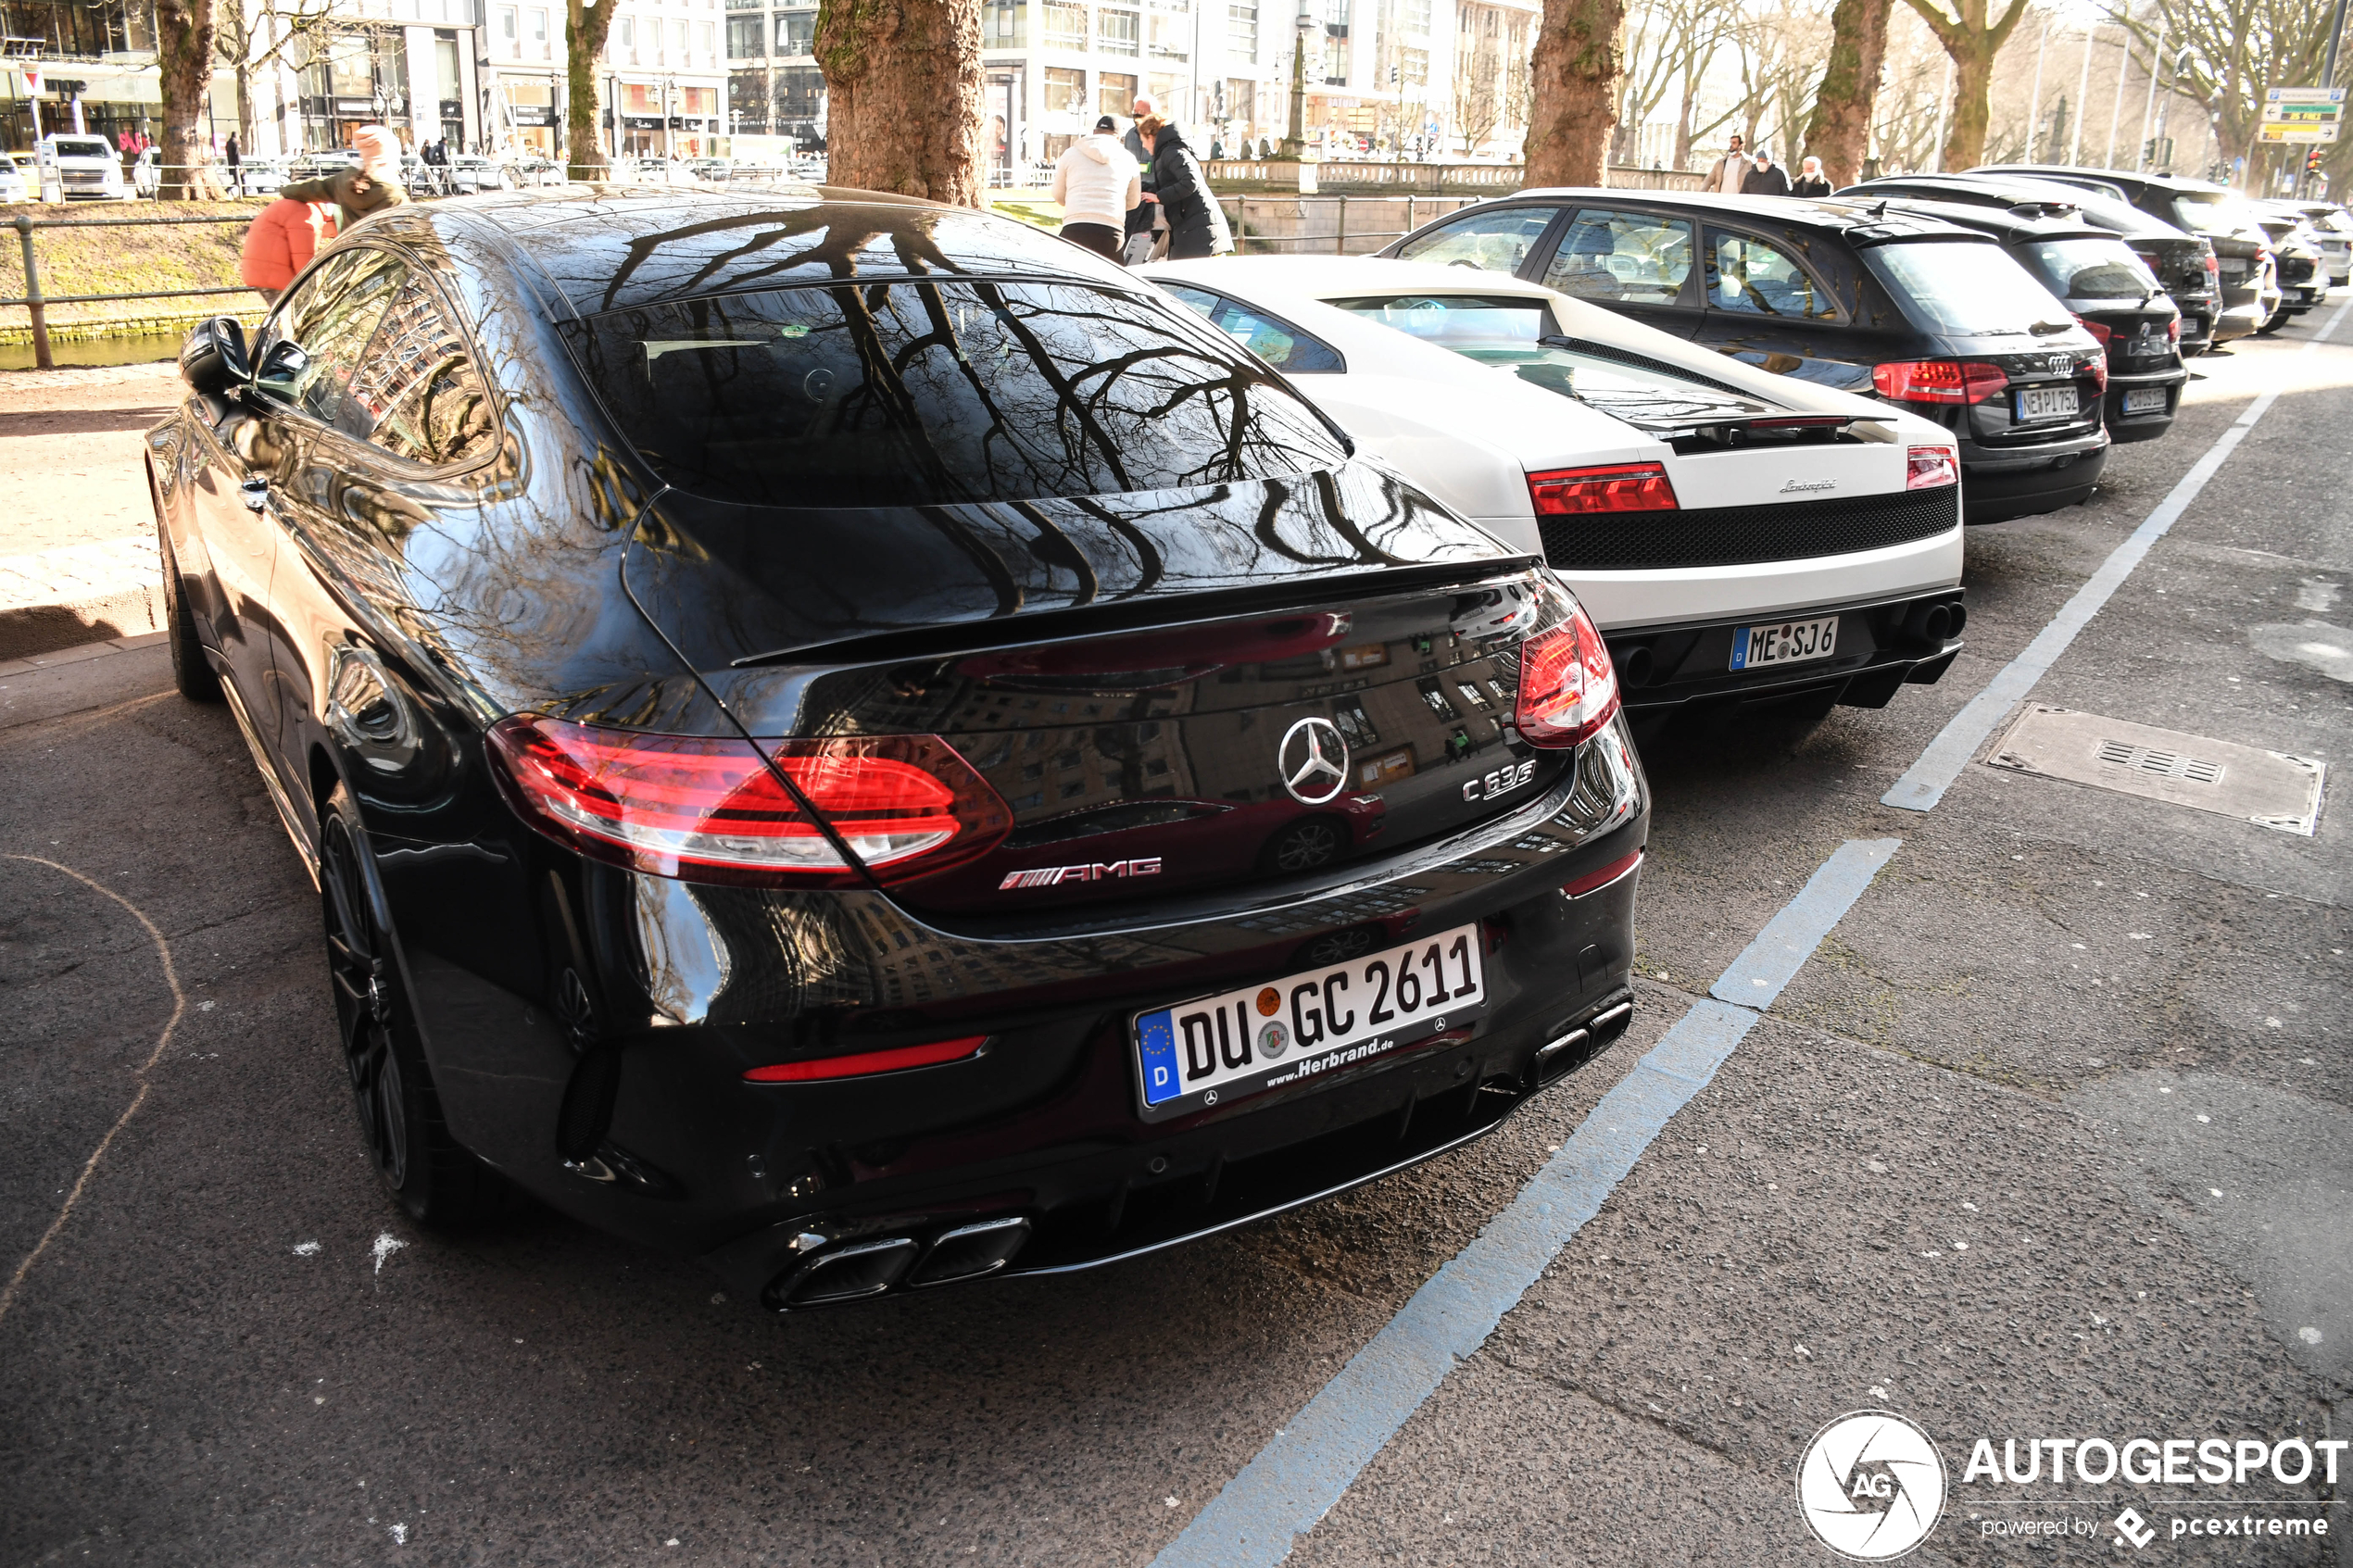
0;537;167;661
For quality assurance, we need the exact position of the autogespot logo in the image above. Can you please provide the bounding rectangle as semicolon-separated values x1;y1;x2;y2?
1797;1411;1949;1561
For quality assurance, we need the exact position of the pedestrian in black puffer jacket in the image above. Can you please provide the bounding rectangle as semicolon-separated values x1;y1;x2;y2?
1140;115;1230;259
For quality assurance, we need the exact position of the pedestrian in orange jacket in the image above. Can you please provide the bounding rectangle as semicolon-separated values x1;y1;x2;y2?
240;198;338;305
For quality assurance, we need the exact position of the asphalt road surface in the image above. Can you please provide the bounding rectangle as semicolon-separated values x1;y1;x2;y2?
4;305;2350;1568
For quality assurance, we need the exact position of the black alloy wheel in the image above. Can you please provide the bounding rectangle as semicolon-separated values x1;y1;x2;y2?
321;785;503;1225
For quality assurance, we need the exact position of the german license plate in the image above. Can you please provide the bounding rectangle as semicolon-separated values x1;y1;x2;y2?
1133;923;1486;1121
2014;384;2079;423
1729;615;1839;671
2121;386;2169;413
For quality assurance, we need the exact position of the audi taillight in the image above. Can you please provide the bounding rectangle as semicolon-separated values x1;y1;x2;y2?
2074;316;2113;346
2084;354;2108;392
1871;359;2009;405
2167;317;2182;345
1526;462;1677;516
484;717;1012;887
1906;445;1958;490
1516;603;1618;748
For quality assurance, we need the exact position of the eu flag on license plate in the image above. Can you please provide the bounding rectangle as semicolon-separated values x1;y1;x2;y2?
1138;1010;1181;1106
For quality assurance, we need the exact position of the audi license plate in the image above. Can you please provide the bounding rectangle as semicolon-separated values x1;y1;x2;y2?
1729;615;1839;671
2014;385;2079;423
2122;387;2169;413
1133;924;1486;1121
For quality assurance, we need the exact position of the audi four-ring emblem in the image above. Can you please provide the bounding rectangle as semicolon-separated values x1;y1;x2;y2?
1278;717;1351;806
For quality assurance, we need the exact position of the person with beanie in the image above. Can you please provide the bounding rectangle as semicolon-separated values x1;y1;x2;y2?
1741;147;1792;197
1052;115;1143;262
239;197;339;304
280;125;409;234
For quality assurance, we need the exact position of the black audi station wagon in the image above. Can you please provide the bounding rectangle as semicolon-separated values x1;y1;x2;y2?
148;189;1649;1309
1378;191;2111;522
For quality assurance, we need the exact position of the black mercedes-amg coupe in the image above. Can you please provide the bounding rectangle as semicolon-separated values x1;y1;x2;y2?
149;188;1647;1309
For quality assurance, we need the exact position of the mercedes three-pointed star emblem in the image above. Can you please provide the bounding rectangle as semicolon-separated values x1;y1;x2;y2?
1278;717;1351;806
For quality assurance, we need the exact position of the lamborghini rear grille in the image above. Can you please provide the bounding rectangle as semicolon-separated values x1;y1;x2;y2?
1539;485;1960;571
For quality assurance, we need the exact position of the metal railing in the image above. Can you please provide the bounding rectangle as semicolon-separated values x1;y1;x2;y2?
7;212;262;370
1217;193;1479;256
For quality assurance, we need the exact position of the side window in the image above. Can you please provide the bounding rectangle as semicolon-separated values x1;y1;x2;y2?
295;251;409;432
1394;206;1557;275
342;278;499;466
1540;209;1694;306
1157;282;1345;375
255;249;366;374
1705;232;1839;320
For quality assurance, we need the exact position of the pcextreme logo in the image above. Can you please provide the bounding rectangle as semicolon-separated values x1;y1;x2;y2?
1796;1410;1948;1561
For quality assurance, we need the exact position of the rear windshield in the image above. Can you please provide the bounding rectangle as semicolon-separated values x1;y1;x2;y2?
48;138;112;158
570;279;1350;508
2168;190;2264;236
1327;293;1770;425
1863;239;2070;337
2023;237;2158;301
1324;294;1555;362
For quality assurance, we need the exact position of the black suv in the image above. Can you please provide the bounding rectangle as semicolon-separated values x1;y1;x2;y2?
1378;190;2110;523
1970;167;2281;345
1856;197;2185;443
1842;171;2222;355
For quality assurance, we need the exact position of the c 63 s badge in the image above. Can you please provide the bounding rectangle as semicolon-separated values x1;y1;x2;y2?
1000;857;1164;891
1463;759;1538;803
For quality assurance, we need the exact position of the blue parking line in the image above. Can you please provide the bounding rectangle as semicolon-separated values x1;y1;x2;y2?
1151;841;1898;1568
1884;293;2353;813
1709;839;1903;1007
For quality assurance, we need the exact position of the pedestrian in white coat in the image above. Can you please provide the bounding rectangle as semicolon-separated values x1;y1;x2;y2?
1052;116;1143;263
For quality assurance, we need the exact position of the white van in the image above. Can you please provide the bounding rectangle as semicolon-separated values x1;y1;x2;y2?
39;133;130;200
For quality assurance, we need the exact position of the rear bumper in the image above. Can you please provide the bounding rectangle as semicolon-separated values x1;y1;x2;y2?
1601;585;1965;714
1960;432;2109;522
2103;363;2188;445
386;717;1652;1308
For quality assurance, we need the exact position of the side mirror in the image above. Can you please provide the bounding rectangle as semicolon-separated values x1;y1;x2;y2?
254;337;310;398
180;316;251;397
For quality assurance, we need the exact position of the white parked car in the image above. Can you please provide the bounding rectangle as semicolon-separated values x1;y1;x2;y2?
1141;256;1968;722
39;133;129;200
0;152;28;203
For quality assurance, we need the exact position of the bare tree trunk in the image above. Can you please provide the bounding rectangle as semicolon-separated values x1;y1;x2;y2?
815;0;985;205
1804;0;1888;185
1673;83;1694;169
156;0;218;201
1902;0;2029;176
564;0;614;180
1523;0;1624;187
1941;40;1995;170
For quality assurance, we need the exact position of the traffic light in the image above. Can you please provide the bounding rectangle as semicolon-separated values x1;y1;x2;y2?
2309;146;2325;174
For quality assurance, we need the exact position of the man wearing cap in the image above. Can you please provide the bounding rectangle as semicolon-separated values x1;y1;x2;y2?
1052;115;1144;262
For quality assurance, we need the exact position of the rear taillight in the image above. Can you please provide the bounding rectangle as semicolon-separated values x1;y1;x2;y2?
1516;603;1618;748
484;717;1012;887
1871;359;2008;405
2074;316;2113;345
1526;462;1677;516
2085;355;2108;392
2167;317;2182;345
1906;445;1958;489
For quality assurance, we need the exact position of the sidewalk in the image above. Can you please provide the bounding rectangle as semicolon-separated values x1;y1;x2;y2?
0;360;179;659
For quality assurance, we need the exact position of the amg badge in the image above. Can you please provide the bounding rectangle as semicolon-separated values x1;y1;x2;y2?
1000;858;1164;890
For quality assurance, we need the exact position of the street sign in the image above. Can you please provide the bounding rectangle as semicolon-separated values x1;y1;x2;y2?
2261;87;2345;144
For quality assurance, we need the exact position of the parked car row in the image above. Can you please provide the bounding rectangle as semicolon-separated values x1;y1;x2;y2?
145;173;2326;1314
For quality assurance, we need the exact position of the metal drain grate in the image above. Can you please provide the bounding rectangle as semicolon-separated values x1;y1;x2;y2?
1985;705;2325;835
2093;739;2225;784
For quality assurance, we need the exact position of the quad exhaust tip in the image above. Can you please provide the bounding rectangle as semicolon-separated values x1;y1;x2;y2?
771;1216;1034;1309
